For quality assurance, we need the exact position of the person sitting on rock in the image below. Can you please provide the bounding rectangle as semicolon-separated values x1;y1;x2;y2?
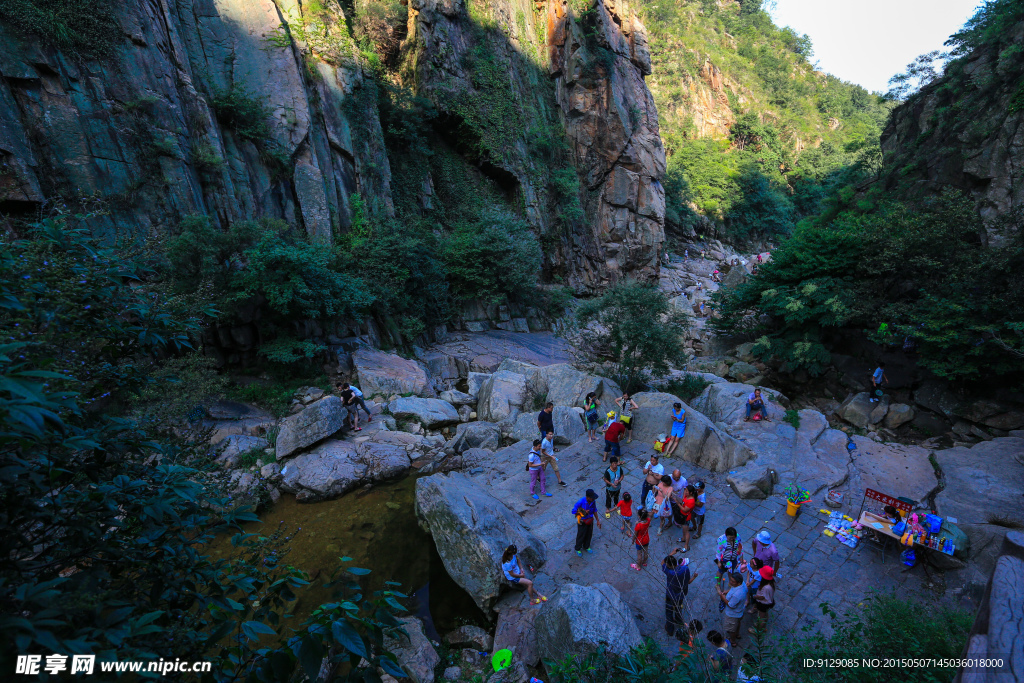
501;544;545;605
665;403;686;456
744;389;769;422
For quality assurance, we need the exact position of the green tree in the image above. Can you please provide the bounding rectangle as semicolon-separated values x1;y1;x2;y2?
443;207;542;304
571;282;690;392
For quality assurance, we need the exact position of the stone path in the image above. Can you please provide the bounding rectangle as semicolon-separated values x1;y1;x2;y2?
470;434;970;658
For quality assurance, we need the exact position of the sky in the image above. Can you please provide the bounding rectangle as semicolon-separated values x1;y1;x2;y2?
768;0;983;93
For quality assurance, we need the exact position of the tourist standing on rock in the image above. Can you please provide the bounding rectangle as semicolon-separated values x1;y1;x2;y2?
537;402;555;445
673;485;696;552
750;530;780;575
663;548;698;637
715;527;744;584
602;456;624;516
501;544;546;605
670;468;687;492
685;248;689;260
692;481;706;538
717;572;748;647
602;417;626;462
541;430;567;488
632;508;651;569
571;489;601;556
339;384;363;432
615;393;639;442
584;392;601;442
744;388;769;422
641;453;664;508
749;566;776;635
528;440;551;500
870;362;888;402
339;382;372;423
664;403;687;456
654;474;675;536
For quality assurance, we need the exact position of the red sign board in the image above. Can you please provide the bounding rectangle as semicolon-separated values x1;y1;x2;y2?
864;488;913;512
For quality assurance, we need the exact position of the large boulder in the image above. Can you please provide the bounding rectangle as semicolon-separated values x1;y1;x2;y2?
727;467;777;499
445;421;502;453
534;583;642;660
849;436;938;507
422;351;460;384
690;382;786;426
727;361;759;383
216;434;270;467
934;437;1024;579
837;392;875;429
884;403;915;429
466;372;491;399
275;396;346;459
353;348;434;398
384;617;440;683
477;371;529;422
493;593;540;666
509;413;539;443
389;397;460;429
415;472;547;612
631;392;754;472
279;439;412;501
551;406;586;445
440;389;476;407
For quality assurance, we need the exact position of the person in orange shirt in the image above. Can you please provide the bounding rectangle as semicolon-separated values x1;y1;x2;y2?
631;509;651;570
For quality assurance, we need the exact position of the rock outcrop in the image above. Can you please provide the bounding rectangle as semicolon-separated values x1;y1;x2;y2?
354;349;434;399
476;371;529;423
415;472;547;612
384;617;440;683
534;583;642;659
275;396;346;459
388;397;460;429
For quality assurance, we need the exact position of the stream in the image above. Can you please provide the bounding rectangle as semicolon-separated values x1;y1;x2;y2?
206;476;487;640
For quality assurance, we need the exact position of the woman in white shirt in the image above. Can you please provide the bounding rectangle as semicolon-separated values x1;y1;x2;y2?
501;545;545;605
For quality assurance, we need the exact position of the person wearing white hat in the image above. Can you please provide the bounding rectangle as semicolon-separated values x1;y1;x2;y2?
750;530;780;575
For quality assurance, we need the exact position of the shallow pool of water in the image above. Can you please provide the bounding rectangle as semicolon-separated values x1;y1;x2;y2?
205;476;486;639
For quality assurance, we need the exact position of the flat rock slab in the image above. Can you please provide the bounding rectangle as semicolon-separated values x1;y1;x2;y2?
354;348;433;398
427;331;571;370
848;436;938;506
934;437;1024;580
389;397;460;428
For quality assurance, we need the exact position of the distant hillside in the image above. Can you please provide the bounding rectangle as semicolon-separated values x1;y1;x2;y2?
635;0;891;242
880;0;1024;246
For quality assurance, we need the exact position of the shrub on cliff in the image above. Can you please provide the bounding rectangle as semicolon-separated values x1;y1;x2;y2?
0;0;121;57
443;207;542;304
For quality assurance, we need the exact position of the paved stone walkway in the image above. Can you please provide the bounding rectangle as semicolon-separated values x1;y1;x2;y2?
470;434;967;658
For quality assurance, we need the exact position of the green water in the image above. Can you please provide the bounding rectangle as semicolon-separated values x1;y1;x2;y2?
206;476;486;639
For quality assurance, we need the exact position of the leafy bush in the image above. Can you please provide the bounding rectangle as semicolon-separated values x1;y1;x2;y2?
784;408;801;430
0;218;409;678
443;207;542;304
788;594;972;682
211;86;274;143
662;374;713;402
569;282;691;392
0;0;122;57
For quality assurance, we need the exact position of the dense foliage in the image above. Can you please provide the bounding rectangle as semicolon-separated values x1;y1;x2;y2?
0;0;122;57
639;0;891;241
789;594;973;683
711;192;1024;379
570;283;690;392
0;218;408;679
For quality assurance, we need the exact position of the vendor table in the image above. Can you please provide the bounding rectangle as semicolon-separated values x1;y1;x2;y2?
858;511;956;565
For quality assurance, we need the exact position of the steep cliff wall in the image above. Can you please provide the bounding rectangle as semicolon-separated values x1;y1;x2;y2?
880;18;1024;246
0;0;392;241
0;0;665;290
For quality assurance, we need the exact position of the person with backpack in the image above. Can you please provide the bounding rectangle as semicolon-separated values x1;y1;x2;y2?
527;440;551;501
571;489;602;556
583;392;601;443
602;456;624;517
662;549;698;637
707;630;733;674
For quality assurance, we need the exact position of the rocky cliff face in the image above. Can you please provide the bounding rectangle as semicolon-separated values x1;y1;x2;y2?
880;18;1024;246
0;0;392;241
0;0;664;289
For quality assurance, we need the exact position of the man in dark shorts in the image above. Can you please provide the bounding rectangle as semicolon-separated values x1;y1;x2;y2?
603;418;626;462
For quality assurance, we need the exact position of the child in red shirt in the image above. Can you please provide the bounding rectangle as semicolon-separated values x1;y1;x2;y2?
632;509;651;570
615;492;633;535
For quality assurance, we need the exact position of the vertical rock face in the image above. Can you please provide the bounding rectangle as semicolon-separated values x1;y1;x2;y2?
0;0;391;238
546;0;666;289
401;0;665;290
880;18;1024;246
